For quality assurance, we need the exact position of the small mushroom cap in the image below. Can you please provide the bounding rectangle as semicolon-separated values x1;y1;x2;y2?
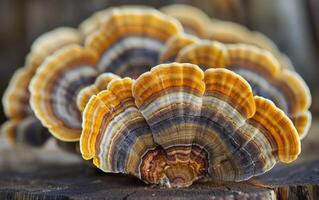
176;41;311;138
290;111;312;140
206;20;295;70
2;67;33;119
79;5;157;37
159;4;293;70
85;7;183;78
77;73;120;112
160;4;211;37
159;33;199;63
30;45;98;141
81;63;300;188
207;20;276;49
1;117;50;147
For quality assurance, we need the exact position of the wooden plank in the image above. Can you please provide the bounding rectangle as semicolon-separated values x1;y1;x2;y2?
0;163;275;200
1;158;319;200
257;160;319;200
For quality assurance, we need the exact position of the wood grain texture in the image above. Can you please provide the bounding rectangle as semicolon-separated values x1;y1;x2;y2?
0;159;319;200
0;163;275;200
257;160;319;200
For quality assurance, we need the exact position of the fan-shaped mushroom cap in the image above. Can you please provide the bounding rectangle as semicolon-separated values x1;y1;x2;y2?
160;4;294;70
81;63;300;188
207;20;276;49
3;28;81;119
30;45;98;141
85;8;183;78
176;41;311;138
160;33;200;63
26;27;81;72
1;117;50;146
2;67;33;119
79;6;157;37
160;4;211;37
1;27;81;146
206;20;294;70
77;73;120;112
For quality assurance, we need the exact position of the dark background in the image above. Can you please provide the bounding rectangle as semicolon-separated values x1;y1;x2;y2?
1;0;318;124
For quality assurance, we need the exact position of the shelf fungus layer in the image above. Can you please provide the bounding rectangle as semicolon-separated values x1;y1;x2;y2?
205;20;295;70
1;27;81;146
26;27;82;72
85;8;183;78
77;73;120;112
160;4;294;70
160;4;211;37
30;45;98;141
160;33;200;63
81;63;300;188
79;5;157;37
176;41;311;139
1;116;50;146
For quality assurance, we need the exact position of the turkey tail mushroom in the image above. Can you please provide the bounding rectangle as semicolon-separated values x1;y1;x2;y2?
176;41;311;139
160;4;294;70
85;8;183;78
77;73;120;112
160;4;211;37
29;45;98;141
80;63;300;188
79;6;157;37
1;27;81;146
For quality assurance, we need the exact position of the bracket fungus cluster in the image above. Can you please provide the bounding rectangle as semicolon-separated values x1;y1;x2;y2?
160;4;295;70
81;63;300;188
1;27;81;146
174;40;311;139
1;4;311;188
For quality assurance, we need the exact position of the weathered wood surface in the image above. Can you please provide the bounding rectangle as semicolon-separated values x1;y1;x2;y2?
257;160;319;200
0;159;319;200
0;163;276;200
0;119;318;200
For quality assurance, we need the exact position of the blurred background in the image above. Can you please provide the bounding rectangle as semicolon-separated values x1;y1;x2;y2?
0;0;318;124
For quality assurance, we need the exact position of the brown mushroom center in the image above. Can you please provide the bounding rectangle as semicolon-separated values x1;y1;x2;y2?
164;163;200;188
140;145;208;188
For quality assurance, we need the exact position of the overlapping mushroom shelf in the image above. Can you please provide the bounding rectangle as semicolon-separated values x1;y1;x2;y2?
80;63;300;188
0;4;312;188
